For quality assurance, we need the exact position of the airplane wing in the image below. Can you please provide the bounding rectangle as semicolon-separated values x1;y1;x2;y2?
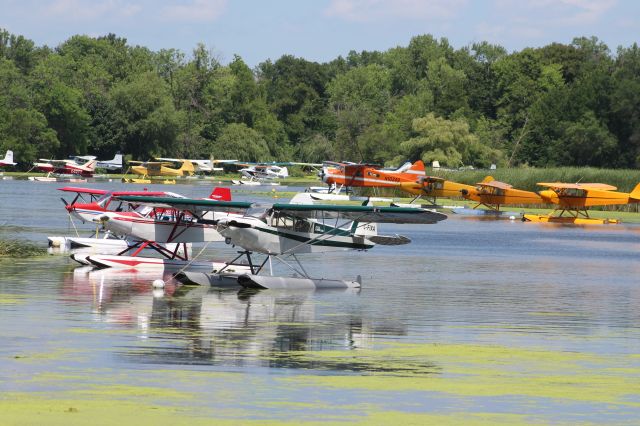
537;182;618;191
155;157;182;162
271;204;447;224
476;180;513;190
212;159;239;164
58;187;109;195
115;196;253;214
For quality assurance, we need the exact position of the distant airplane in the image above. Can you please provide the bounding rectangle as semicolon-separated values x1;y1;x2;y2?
461;179;544;211
238;164;289;180
0;150;17;167
97;153;123;170
155;157;236;173
128;159;195;177
34;157;98;177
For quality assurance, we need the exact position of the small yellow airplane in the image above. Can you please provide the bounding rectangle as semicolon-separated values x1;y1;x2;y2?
461;179;544;211
398;175;493;204
523;182;640;224
123;160;195;184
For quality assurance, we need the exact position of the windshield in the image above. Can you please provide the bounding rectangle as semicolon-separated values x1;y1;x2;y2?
96;192;113;208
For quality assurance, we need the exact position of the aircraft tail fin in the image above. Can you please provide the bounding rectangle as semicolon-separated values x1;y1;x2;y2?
629;183;640;201
84;160;97;171
2;150;15;164
481;175;495;183
280;167;289;178
409;160;425;174
180;160;195;175
112;153;123;166
209;187;231;201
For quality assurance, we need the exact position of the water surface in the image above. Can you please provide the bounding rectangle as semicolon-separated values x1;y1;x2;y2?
1;179;639;424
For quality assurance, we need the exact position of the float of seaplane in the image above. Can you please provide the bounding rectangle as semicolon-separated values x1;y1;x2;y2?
91;194;447;289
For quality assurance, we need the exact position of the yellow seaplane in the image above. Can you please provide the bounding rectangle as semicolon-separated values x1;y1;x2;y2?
398;175;493;205
523;182;640;224
123;160;195;184
460;179;544;212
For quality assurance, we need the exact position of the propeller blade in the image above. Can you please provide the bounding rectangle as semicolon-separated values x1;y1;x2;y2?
60;197;69;207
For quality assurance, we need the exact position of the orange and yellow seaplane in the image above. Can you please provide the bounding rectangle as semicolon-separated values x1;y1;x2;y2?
319;160;425;191
523;182;640;224
460;179;545;211
398;175;493;205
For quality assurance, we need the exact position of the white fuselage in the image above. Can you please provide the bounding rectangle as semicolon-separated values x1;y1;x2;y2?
215;216;374;255
99;212;227;243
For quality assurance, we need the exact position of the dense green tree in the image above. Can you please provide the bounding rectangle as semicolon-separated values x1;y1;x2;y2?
211;123;271;162
0;28;639;169
399;113;502;168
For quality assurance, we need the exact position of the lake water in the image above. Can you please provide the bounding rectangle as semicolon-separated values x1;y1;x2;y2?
1;178;639;424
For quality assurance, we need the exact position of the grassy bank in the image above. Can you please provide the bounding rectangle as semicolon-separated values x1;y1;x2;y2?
0;239;47;257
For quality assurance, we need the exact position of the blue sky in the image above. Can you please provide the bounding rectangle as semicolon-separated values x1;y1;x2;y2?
1;0;638;66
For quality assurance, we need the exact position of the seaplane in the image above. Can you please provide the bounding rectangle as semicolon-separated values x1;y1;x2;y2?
395;175;494;207
313;160;425;201
0;150;17;167
33;156;98;177
459;179;545;214
95;194;448;289
50;186;189;251
155;157;236;174
238;163;289;180
124;159;195;184
523;182;640;224
96;153;123;171
65;187;243;272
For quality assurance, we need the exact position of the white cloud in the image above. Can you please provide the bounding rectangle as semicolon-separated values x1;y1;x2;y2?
160;0;227;22
44;0;141;21
325;0;468;22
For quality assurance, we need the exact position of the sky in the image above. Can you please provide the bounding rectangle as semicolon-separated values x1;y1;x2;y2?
1;0;639;66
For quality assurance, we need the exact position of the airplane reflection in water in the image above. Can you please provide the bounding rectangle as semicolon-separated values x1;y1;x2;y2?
68;267;406;370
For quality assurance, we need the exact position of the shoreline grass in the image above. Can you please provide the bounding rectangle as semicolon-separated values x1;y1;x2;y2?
0;239;47;257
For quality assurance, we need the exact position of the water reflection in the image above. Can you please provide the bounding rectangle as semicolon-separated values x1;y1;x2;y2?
66;267;413;373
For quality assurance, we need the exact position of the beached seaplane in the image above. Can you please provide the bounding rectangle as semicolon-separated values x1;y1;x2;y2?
124;159;195;183
0;150;17;167
523;182;640;224
33;156;98;177
459;179;545;214
96;194;447;289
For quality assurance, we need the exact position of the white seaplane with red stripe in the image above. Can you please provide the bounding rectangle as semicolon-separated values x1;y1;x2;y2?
64;187;249;273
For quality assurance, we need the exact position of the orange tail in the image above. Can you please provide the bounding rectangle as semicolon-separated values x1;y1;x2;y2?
209;187;231;201
409;160;425;174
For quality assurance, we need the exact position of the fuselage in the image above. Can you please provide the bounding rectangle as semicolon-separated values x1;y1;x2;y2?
539;188;637;208
399;178;476;198
215;214;374;255
322;162;425;188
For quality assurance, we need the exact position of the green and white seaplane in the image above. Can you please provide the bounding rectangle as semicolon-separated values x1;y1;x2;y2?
94;195;448;289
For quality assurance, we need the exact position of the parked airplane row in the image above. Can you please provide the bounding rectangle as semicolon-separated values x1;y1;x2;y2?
317;160;640;225
53;184;446;290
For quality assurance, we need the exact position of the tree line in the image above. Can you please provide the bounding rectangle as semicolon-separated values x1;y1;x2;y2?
1;29;639;169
